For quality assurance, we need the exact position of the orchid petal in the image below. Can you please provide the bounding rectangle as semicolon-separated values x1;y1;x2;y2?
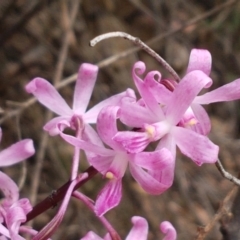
166;70;212;125
150;163;175;188
191;103;211;135
97;106;121;150
194;78;240;104
88;155;114;175
0;224;10;238
186;49;212;76
132;62;164;119
173;127;219;165
17;199;32;215
140;71;169;119
156;134;177;160
25;78;72;116
95;179;122;216
160;221;177;240
0;171;19;203
43;116;71;136
125;216;148;240
113;131;150;153
81;232;111;240
154;137;177;188
82;124;104;147
141;69;172;105
60;133;113;156
103;234;112;240
82;124;107;164
6;205;27;240
0;139;35;167
84;89;136;124
131;148;173;172
107;153;129;179
119;98;158;127
129;164;172;195
81;231;104;240
146;78;172;105
73;64;98;113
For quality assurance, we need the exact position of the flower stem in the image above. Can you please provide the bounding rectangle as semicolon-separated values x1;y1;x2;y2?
71;146;81;180
71;118;84;180
24;166;98;223
73;191;122;240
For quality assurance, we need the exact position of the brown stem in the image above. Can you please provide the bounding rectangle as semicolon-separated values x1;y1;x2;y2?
24;166;98;223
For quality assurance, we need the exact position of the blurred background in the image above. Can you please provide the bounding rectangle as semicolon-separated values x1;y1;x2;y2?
0;0;240;239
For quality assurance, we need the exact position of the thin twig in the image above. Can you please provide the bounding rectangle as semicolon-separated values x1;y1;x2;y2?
90;32;181;82
215;159;240;186
195;185;238;240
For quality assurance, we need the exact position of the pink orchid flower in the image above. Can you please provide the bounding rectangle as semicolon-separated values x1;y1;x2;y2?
146;49;240;135
25;63;135;137
81;217;176;240
0;172;32;240
0;129;35;239
115;61;219;166
60;105;174;216
187;49;240;135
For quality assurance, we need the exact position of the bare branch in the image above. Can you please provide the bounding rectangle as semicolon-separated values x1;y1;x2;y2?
215;159;240;186
90;31;181;82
